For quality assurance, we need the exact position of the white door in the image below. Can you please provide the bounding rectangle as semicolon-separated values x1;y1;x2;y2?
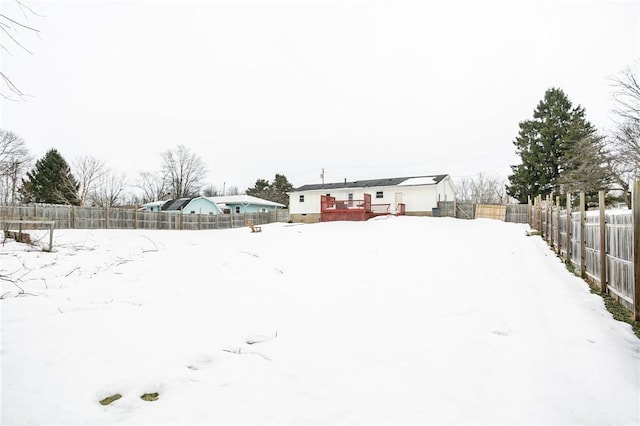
394;192;403;213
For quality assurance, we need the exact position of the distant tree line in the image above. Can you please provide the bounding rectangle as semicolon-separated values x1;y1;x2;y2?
0;138;295;208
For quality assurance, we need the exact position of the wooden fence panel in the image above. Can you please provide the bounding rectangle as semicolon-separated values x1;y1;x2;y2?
584;213;601;283
456;202;475;219
0;204;288;231
571;211;582;269
558;211;569;258
505;204;529;223
528;195;635;313
437;201;456;217
606;211;634;307
475;204;506;221
435;202;528;223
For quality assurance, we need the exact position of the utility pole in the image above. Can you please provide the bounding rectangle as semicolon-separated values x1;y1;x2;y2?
320;168;325;189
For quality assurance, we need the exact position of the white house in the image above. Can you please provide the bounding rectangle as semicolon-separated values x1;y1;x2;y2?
288;174;456;223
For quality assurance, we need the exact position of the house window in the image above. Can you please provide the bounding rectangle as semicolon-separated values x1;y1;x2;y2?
376;191;384;199
299;195;305;202
235;206;241;214
190;211;196;214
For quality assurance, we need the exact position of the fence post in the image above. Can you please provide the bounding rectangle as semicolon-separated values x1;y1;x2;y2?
547;194;553;246
538;195;543;235
48;221;54;252
105;205;109;229
566;194;572;264
633;180;639;321
580;191;586;278
599;191;607;294
555;196;560;253
134;207;138;230
72;206;76;229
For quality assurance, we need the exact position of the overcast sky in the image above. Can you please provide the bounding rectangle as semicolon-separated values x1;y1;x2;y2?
1;0;638;192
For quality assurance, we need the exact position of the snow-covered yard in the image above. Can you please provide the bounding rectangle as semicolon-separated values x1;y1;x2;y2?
1;216;639;425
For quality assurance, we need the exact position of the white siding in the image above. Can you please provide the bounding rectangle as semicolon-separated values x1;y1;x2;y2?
400;186;437;212
289;191;323;214
289;176;457;217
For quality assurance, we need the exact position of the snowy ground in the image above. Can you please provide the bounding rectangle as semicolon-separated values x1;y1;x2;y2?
1;216;639;425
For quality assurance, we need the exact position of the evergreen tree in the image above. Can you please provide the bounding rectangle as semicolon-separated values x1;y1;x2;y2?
270;174;293;205
246;174;293;206
21;149;80;205
506;88;596;203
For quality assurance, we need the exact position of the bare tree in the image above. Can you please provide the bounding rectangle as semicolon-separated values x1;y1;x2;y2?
120;191;144;207
201;184;221;197
137;171;168;203
611;66;640;123
226;185;242;196
0;129;31;205
89;171;128;207
558;135;613;194
456;173;507;204
455;177;473;202
161;145;207;198
1;1;43;101
72;156;107;206
607;65;640;206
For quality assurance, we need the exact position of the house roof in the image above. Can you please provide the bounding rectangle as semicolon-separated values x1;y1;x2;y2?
141;200;166;208
292;174;449;192
207;195;285;208
161;198;193;211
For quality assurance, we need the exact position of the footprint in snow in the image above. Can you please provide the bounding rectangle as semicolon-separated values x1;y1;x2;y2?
186;354;215;371
221;331;278;361
222;346;273;361
245;331;277;345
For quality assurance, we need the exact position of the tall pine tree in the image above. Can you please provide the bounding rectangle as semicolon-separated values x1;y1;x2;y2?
507;88;596;203
21;149;80;205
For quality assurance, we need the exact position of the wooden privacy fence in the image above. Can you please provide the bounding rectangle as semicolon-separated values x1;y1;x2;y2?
530;184;639;321
437;201;529;223
475;204;507;221
0;204;290;231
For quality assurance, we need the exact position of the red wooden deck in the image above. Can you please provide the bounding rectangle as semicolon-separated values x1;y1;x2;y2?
320;193;406;222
